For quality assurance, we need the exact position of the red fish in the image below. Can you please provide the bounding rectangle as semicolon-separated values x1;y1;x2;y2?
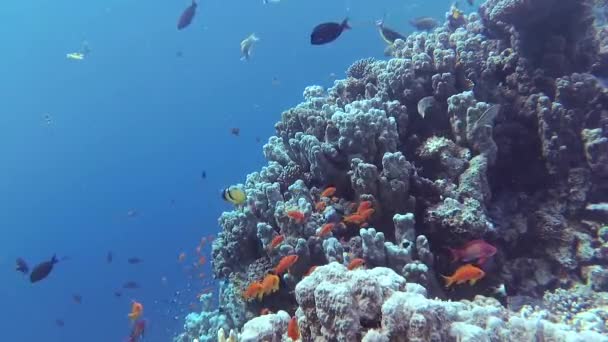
127;319;146;342
320;186;336;198
269;235;285;250
347;258;365;270
274;255;299;275
316;223;335;237
288;316;300;341
177;0;197;30
447;239;497;265
286;210;305;223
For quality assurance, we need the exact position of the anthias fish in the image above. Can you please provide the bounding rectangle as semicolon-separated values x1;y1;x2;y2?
177;0;197;30
311;18;350;45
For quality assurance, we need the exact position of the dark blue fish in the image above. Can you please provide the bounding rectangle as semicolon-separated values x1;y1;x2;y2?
310;18;350;45
55;319;65;327
30;255;59;283
106;251;113;264
177;0;197;30
15;257;29;274
128;257;143;264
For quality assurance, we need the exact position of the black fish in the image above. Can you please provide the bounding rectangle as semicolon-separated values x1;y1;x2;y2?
376;20;406;44
127;257;142;264
201;171;207;179
106;251;113;264
114;290;123;297
73;294;82;304
15;257;29;274
30;255;58;283
177;0;197;30
410;16;439;31
123;281;140;289
311;18;350;45
230;127;240;136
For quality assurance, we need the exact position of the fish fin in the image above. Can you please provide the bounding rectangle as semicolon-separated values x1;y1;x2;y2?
441;275;453;288
469;278;478;285
342;18;351;30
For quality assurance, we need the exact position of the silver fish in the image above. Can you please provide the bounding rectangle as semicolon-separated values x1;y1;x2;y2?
417;96;438;118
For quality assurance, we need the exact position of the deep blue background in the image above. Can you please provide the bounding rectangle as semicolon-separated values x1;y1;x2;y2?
0;0;461;340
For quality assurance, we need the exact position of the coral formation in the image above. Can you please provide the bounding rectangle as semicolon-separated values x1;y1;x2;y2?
177;0;608;340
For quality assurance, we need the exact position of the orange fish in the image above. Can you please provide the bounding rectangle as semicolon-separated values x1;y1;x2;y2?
288;316;300;341
286;210;306;223
347;258;365;270
315;201;327;212
260;308;272;315
442;264;485;287
303;265;318;277
343;213;366;225
357;201;373;213
178;252;186;263
198;256;206;266
320;186;336;198
243;282;264;301
274;255;299;275
261;273;280;295
128;301;143;321
269;235;285;250
316;223;335;237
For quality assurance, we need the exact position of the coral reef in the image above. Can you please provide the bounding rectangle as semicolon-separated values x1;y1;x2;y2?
177;0;608;340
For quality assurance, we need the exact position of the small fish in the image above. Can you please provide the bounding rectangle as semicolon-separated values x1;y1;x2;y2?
315;201;327;212
106;251;113;264
347;258;365;270
410;16;439;31
197;256;206;266
114;290;123;297
178;252;187;263
261;273;280;295
30;255;59;283
287;316;300;341
128;257;143;264
128;301;144;321
55;319;65;327
269;235;285;250
222;186;246;205
442;264;485;287
243;282;264;301
356;201;373;213
274;255;299;275
72;294;82;304
177;0;197;30
320;186;336;198
376;19;406;45
127;209;138;218
66;52;84;60
317;223;335;237
311;18;350;45
15;257;29;274
201;171;207;179
417;96;438;118
123;281;140;289
447;239;497;265
231;127;240;136
286;210;305;223
240;33;260;61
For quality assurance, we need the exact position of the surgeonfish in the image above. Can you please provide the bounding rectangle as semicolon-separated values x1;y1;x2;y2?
30;255;59;283
177;0;197;30
222;186;246;205
410;16;439;31
375;19;406;45
66;53;84;60
240;33;260;61
310;18;350;45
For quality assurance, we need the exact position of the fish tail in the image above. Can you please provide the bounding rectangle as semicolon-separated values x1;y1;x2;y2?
342;18;351;30
441;274;454;288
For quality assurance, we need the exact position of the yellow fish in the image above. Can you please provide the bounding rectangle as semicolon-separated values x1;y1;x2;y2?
222;186;246;205
66;53;84;60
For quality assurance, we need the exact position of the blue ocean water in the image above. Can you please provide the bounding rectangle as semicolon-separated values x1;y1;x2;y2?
0;0;457;340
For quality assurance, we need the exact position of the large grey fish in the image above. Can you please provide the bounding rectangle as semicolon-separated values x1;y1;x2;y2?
30;255;59;283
